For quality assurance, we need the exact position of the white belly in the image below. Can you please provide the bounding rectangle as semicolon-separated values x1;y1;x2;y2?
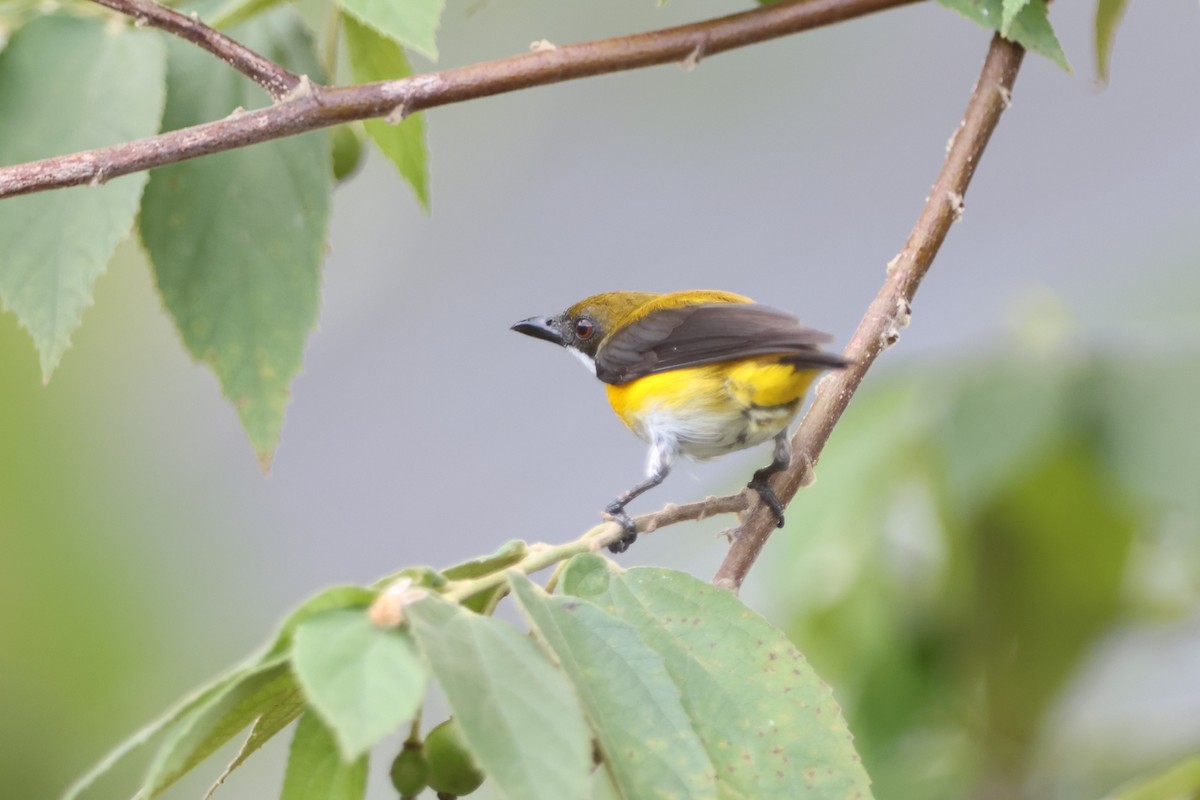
631;400;796;461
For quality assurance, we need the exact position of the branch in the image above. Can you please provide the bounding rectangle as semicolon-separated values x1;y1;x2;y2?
90;0;301;99
0;0;917;200
368;492;749;625
712;33;1027;592
372;28;1024;604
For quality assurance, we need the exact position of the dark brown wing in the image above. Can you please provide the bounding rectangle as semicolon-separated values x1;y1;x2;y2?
594;303;847;385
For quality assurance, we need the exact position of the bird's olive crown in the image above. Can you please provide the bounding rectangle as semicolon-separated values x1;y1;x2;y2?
560;291;660;356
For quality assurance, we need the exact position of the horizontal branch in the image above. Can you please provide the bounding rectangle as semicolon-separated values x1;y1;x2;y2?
0;0;918;199
90;0;301;99
712;33;1027;592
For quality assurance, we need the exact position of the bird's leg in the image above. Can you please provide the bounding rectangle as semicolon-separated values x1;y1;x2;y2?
604;437;676;553
747;430;790;528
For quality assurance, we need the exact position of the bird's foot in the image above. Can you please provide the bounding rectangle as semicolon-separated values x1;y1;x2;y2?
746;475;785;528
604;503;638;553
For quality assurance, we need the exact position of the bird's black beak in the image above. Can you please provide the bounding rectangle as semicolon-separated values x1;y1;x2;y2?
511;316;564;346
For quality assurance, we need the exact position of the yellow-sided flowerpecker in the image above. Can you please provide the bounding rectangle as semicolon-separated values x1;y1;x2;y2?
513;290;847;553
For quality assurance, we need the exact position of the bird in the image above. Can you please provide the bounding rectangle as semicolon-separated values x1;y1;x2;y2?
512;290;847;553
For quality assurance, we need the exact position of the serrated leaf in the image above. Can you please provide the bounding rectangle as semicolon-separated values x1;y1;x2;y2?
0;15;165;379
336;0;443;61
139;11;331;465
508;574;718;800
204;687;305;799
1094;0;1131;83
291;608;427;759
562;554;873;800
342;13;430;209
406;595;592;800
280;712;367;800
142;657;297;796
936;0;1069;71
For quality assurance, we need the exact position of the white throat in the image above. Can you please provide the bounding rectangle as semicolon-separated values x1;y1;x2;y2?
566;347;596;376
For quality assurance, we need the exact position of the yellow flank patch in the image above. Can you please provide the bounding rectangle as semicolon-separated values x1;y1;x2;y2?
725;359;818;409
606;366;731;429
605;356;819;457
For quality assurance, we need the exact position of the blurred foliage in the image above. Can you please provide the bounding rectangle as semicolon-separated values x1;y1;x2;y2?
0;285;165;799
771;338;1200;799
1110;755;1200;800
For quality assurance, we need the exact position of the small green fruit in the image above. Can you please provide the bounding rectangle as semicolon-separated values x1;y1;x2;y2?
425;718;485;796
389;741;429;798
330;125;364;182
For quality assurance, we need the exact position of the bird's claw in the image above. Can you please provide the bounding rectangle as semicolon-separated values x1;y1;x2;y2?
604;504;638;553
747;477;786;529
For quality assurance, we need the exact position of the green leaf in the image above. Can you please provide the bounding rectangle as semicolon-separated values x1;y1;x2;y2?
204;687;305;799
1094;0;1131;82
139;11;331;465
280;712;368;800
508;574;718;800
142;657;298;796
440;540;528;613
208;0;285;31
369;565;448;592
336;0;443;61
342;14;430;209
999;0;1030;36
291;608;427;759
0;15;165;378
68;585;371;800
562;554;873;800
262;585;378;661
330;124;366;182
406;595;592;800
62;659;258;800
441;540;528;581
936;0;1069;71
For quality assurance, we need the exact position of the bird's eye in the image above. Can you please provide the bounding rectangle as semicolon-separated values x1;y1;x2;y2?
574;317;595;341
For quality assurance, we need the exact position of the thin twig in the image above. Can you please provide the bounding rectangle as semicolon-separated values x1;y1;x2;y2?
0;0;917;199
368;492;749;625
712;33;1027;593
90;0;302;99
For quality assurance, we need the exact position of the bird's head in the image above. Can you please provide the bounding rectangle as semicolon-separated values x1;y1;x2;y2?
511;291;660;371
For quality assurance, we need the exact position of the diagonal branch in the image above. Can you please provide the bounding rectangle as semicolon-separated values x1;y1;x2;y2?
90;0;302;99
713;33;1027;592
0;0;917;200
